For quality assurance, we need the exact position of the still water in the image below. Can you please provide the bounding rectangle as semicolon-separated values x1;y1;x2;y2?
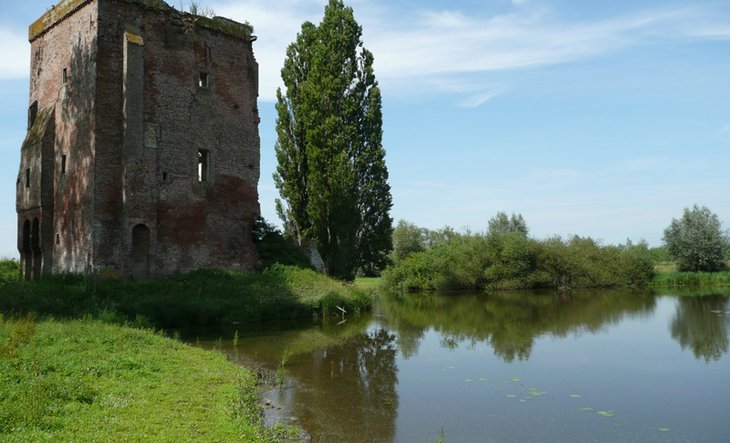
195;289;730;442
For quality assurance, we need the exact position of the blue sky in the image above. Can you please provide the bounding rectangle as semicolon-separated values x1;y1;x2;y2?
1;0;729;258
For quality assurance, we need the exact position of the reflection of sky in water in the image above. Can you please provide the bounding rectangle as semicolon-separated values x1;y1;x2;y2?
204;292;730;443
392;296;730;442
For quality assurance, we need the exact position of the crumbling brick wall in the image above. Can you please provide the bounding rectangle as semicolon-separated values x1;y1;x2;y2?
17;0;260;279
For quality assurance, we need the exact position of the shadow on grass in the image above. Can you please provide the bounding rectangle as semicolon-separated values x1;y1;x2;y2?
0;265;370;330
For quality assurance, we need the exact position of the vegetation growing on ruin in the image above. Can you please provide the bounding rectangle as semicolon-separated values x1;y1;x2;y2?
0;316;285;442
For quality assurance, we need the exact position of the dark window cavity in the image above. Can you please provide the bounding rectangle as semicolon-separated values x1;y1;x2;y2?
62;67;68;84
61;155;67;175
198;71;209;89
25;168;30;188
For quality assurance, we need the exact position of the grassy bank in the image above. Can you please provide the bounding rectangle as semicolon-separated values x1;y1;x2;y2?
0;262;370;330
0;316;284;442
651;271;730;287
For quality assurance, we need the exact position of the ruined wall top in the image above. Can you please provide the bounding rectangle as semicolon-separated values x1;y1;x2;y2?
30;0;254;43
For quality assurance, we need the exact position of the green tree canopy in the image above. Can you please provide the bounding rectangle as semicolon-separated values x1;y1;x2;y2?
274;0;392;279
487;212;529;237
663;205;729;272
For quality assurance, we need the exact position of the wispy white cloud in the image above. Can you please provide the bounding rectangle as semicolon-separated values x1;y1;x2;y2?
457;89;506;108
205;1;729;103
0;27;29;80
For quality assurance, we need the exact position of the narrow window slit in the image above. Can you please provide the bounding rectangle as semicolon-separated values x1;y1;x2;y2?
198;150;209;182
198;71;209;88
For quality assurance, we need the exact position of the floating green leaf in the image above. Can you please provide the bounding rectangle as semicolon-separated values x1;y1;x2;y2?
511;377;521;382
465;379;473;383
578;407;594;411
479;378;488;381
658;428;670;432
506;394;517;398
570;394;582;398
597;411;614;417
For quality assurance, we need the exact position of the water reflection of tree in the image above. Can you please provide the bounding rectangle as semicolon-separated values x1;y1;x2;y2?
288;329;398;442
379;289;656;362
670;295;730;362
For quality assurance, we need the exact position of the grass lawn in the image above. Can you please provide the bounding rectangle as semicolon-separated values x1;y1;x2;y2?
0;260;371;441
0;317;284;442
353;276;382;290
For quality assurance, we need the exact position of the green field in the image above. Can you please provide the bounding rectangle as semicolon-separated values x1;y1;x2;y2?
0;316;293;442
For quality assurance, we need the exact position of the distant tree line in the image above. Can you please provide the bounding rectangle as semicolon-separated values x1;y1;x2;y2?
384;212;655;291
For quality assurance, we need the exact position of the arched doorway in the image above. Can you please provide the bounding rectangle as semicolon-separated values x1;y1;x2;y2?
31;218;41;279
130;224;150;279
22;220;31;280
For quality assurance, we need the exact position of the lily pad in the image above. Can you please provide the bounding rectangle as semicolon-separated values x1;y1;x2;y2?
658;428;670;432
519;399;527;403
479;378;488;381
578;407;594;411
465;379;473;382
597;411;615;417
511;377;521;382
530;391;543;397
506;394;517;398
570;394;582;398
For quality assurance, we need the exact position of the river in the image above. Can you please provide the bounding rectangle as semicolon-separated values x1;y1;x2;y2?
193;288;730;442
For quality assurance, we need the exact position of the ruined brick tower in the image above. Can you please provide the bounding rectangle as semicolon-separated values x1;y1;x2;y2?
17;0;260;279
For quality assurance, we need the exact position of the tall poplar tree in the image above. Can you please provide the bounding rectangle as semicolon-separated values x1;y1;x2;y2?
274;0;392;279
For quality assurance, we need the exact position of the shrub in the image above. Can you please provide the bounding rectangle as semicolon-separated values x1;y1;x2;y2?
383;228;655;291
253;217;312;269
0;259;20;283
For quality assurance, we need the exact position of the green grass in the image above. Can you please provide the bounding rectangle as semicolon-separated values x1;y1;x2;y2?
654;261;677;274
0;316;281;442
650;259;730;287
353;276;382;290
0;263;371;330
651;271;730;287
